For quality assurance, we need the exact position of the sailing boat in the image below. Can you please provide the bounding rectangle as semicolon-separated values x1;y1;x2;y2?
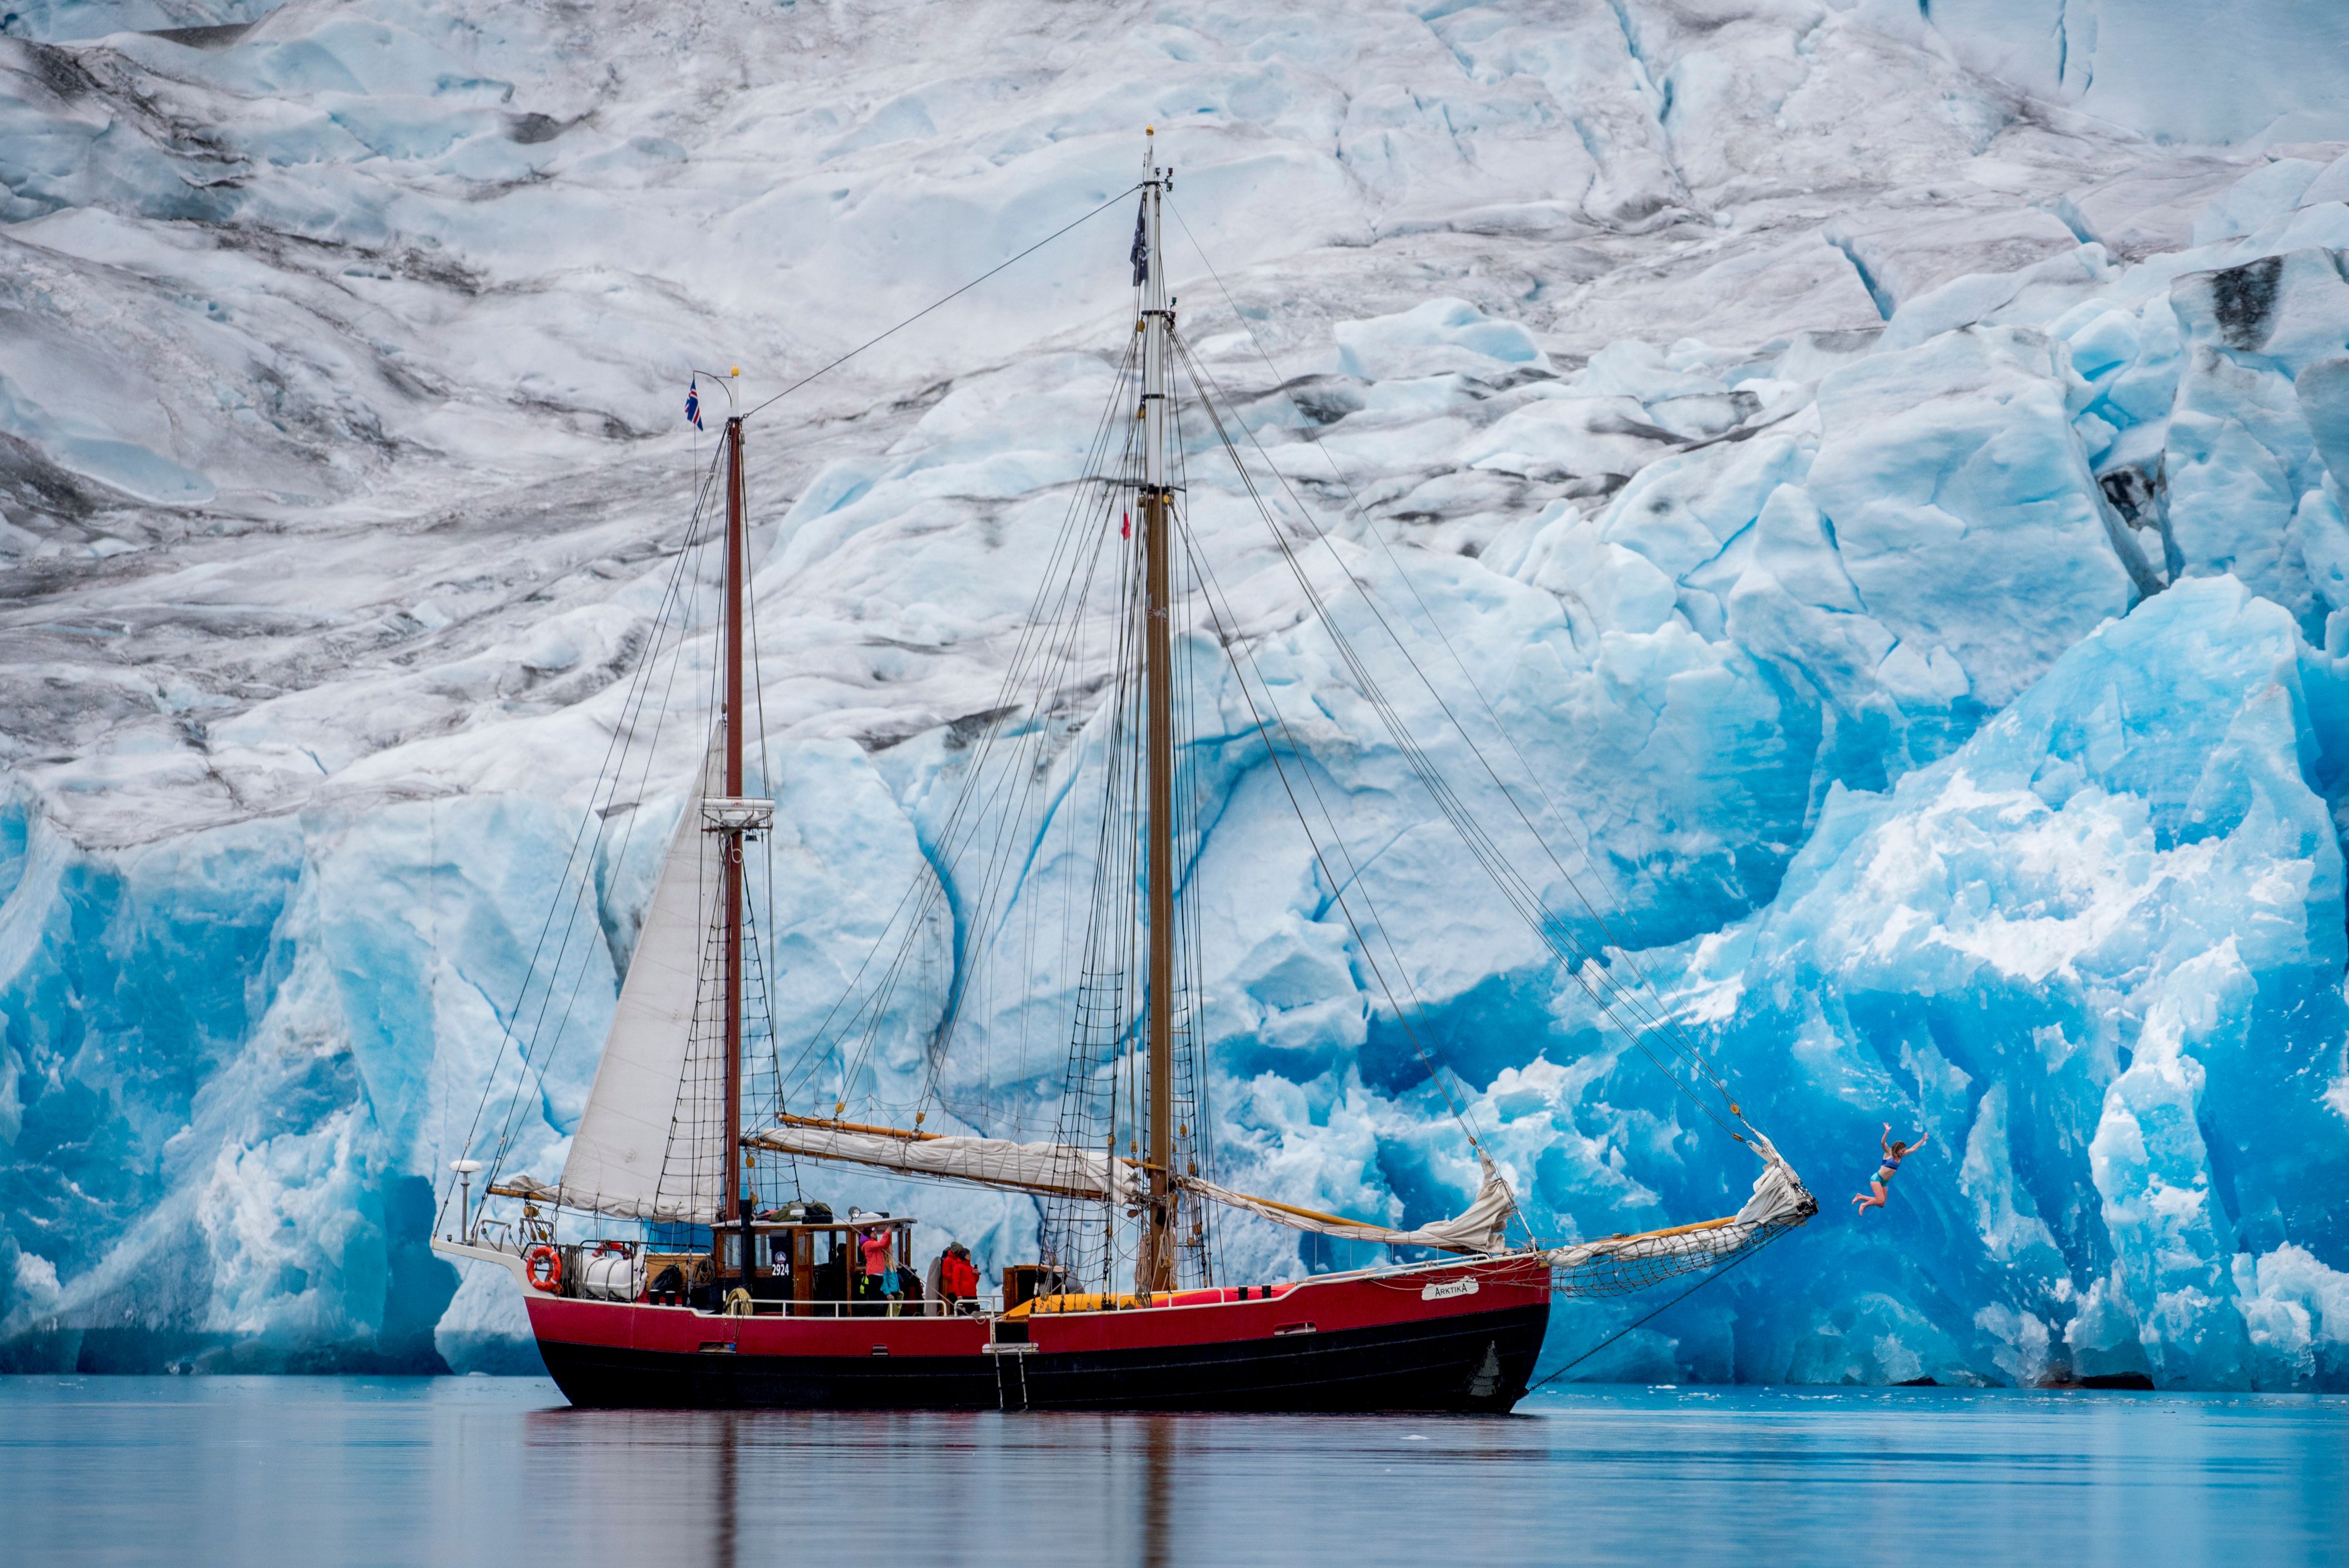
432;133;1815;1412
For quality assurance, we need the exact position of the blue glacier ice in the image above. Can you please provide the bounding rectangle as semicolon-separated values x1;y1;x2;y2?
4;0;2349;1387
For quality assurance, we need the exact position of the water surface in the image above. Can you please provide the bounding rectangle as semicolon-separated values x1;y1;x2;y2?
4;1377;2343;1566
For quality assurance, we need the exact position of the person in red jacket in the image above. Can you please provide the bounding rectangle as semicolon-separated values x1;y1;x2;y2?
938;1243;980;1314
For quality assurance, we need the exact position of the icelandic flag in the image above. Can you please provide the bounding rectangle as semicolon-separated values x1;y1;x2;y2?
1129;199;1148;287
685;378;703;430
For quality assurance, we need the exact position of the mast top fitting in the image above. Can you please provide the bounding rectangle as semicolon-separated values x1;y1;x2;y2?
702;797;775;834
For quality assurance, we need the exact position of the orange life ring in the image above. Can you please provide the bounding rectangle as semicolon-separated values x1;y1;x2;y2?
526;1244;562;1293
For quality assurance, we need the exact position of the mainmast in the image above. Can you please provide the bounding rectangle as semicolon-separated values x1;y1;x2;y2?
721;406;752;1290
1138;130;1178;1294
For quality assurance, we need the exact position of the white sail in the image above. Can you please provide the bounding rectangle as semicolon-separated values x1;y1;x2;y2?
553;730;725;1224
1729;1132;1812;1229
749;1121;1143;1203
1179;1155;1519;1256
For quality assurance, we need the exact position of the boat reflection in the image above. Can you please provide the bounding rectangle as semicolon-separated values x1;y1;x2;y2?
520;1407;1294;1566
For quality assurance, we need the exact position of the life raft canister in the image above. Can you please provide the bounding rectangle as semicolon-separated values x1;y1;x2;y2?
526;1244;563;1293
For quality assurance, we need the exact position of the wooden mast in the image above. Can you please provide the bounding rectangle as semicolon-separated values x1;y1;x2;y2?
722;409;751;1290
1138;131;1177;1294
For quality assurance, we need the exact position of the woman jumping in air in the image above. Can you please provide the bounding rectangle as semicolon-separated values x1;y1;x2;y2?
1853;1122;1927;1213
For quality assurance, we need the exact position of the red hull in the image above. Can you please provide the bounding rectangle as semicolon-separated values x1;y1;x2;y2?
526;1256;1552;1412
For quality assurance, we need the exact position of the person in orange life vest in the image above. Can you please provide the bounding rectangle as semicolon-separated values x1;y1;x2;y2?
938;1243;979;1313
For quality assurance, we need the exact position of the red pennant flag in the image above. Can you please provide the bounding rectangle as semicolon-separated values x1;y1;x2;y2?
1121;510;1131;539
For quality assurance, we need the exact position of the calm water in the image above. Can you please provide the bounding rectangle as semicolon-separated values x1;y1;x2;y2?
2;1377;2344;1567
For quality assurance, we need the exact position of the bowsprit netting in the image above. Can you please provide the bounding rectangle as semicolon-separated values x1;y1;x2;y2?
1544;1135;1815;1295
1548;1215;1807;1297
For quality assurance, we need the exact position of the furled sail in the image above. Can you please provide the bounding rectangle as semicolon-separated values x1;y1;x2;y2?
1179;1155;1519;1256
748;1116;1145;1203
548;729;726;1224
1541;1132;1817;1296
486;1173;708;1225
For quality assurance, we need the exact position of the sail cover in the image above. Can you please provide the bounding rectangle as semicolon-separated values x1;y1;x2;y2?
749;1122;1145;1203
1180;1155;1519;1255
550;731;725;1224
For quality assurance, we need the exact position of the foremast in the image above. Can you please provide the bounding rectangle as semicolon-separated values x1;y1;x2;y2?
720;409;752;1291
1137;132;1180;1296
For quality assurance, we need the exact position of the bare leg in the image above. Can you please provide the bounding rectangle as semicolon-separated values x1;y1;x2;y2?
1852;1180;1887;1212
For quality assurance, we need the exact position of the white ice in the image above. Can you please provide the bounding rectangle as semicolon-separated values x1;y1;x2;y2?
2;0;2348;1385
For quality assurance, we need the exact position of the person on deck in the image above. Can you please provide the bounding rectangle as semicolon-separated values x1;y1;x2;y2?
857;1227;893;1310
1853;1122;1928;1214
938;1243;979;1315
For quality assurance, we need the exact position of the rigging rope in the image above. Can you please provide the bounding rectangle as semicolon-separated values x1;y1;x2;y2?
445;435;731;1225
1163;201;1743;1120
1163;354;1745;1148
783;333;1146;1126
741;186;1143;423
1521;1229;1787;1397
1168;331;1746;1148
1172;497;1494;1155
458;167;1802;1277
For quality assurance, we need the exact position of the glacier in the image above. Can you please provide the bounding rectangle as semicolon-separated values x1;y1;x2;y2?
4;0;2349;1387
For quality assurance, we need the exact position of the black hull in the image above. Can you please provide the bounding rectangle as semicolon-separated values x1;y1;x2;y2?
538;1301;1549;1414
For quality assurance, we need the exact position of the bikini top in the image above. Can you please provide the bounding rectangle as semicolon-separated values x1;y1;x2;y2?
1882;1152;1903;1172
